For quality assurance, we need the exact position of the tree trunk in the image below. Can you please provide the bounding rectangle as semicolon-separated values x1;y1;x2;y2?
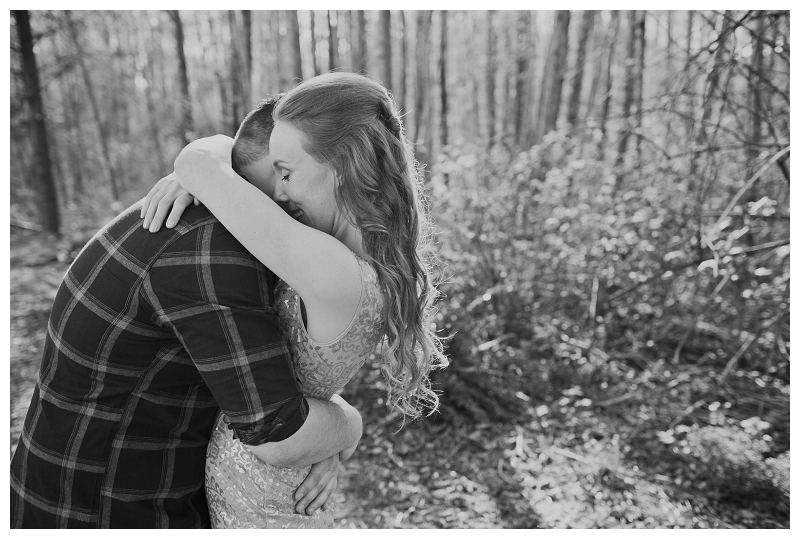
635;10;646;158
137;13;167;172
328;10;339;71
439;10;448;148
227;11;244;134
615;10;637;173
536;10;571;144
242;10;252;107
597;10;620;160
414;10;433;167
309;10;319;76
169;10;194;145
683;11;695;140
486;10;497;149
514;11;532;147
665;10;673;146
13;10;60;234
566;10;595;129
377;10;392;88
397;11;407;114
272;12;285;90
65;10;119;202
287;10;303;83
354;10;368;74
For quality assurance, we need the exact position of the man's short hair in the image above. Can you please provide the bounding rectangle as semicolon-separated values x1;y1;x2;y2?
233;93;284;167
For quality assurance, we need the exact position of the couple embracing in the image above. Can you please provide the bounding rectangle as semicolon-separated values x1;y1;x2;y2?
11;73;447;528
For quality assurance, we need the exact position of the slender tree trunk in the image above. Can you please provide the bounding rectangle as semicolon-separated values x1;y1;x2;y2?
665;10;673;146
227;11;244;133
309;10;319;76
597;10;620;160
328;10;339;71
13;10;60;234
287;10;303;83
377;10;392;88
635;10;646;158
169;10;194;145
536;10;571;144
354;10;368;74
137;14;166;171
242;10;252;107
398;11;407;114
683;11;695;141
64;75;87;198
486;10;496;148
439;10;448;148
272;12;285;89
514;11;532;147
615;10;637;174
414;10;433;167
566;10;595;129
65;10;118;201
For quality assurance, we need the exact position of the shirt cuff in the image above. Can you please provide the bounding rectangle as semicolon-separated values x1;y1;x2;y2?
230;393;309;446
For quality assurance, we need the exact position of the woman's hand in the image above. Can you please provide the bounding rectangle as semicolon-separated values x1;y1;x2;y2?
141;172;199;232
293;453;340;516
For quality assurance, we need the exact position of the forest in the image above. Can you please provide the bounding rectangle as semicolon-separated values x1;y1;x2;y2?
9;10;790;528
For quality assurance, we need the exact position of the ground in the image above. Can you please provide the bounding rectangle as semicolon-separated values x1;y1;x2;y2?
9;229;788;529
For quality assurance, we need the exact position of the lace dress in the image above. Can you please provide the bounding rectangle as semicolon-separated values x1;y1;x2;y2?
205;256;385;528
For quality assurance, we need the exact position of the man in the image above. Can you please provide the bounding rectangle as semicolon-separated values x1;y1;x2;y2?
10;95;360;528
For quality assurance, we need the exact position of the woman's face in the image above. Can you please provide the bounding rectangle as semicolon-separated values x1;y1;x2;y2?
269;120;338;233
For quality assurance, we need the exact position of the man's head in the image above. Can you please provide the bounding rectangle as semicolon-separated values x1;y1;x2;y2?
232;94;284;197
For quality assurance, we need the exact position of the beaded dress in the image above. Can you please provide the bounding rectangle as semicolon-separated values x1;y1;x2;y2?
205;256;385;528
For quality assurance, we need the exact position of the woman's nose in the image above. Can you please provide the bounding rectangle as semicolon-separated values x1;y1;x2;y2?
271;178;289;202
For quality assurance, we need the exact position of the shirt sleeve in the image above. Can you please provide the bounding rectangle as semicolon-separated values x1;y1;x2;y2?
143;222;306;445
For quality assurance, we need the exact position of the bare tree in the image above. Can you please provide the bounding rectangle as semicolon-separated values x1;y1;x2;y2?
414;10;433;166
597;10;620;160
566;10;596;130
169;10;194;145
615;10;638;175
328;11;339;71
439;10;449;148
286;10;303;83
309;10;319;76
355;10;368;74
377;11;392;88
486;10;497;148
65;11;118;201
514;11;532;147
536;10;571;144
635;10;646;158
13;10;60;234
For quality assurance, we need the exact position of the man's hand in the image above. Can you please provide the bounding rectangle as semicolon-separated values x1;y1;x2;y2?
294;453;340;515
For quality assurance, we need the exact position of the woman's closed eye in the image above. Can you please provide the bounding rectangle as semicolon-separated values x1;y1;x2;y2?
281;173;291;182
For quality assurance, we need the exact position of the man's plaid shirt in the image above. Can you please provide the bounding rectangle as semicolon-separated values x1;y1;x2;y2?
10;203;307;528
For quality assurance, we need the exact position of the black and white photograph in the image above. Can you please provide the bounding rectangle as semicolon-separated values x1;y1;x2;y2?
8;8;790;529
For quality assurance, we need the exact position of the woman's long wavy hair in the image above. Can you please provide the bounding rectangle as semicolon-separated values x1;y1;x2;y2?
273;72;448;420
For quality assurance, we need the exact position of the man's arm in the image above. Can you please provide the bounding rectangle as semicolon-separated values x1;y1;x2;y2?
248;394;362;468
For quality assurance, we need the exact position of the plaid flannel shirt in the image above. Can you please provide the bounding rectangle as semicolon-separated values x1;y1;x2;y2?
10;203;306;528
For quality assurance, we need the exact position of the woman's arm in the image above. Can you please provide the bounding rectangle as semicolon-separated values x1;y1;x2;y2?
171;137;362;342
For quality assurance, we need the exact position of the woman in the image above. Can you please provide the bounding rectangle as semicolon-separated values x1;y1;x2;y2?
141;72;447;528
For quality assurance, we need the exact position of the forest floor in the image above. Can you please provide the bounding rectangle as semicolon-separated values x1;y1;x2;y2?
9;228;789;529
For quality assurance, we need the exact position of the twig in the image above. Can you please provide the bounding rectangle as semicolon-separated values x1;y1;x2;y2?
709;146;790;235
596;392;637;408
10;218;42;232
550;446;586;464
669;399;708;429
718;313;783;383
